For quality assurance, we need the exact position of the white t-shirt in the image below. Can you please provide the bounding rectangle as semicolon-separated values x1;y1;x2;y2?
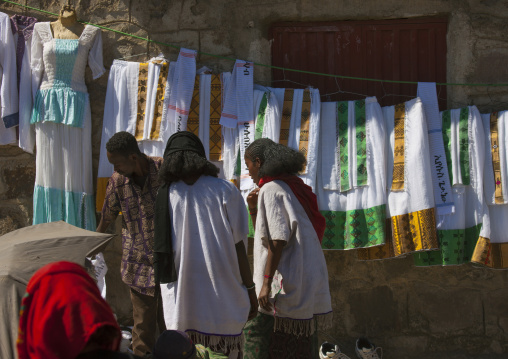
253;180;332;321
160;175;250;338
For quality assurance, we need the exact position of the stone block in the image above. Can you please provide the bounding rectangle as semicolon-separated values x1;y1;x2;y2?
0;206;28;236
150;31;200;60
347;284;400;336
407;281;483;336
200;30;233;57
1;160;36;200
130;0;182;32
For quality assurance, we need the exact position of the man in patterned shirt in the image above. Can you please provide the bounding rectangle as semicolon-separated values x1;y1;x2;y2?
97;131;166;357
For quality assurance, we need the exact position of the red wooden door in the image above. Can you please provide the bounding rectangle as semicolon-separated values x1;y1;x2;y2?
270;18;447;110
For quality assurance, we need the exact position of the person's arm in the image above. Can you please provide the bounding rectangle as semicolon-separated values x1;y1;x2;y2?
96;178;119;233
258;239;285;312
235;241;258;320
246;188;260;228
96;217;112;233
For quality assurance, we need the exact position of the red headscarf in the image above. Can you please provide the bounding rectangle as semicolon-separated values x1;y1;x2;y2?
17;261;120;359
259;174;326;243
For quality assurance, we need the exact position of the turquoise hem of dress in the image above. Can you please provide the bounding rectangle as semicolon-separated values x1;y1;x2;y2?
30;88;88;128
33;185;96;231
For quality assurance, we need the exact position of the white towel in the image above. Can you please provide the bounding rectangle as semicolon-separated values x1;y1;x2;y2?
417;82;455;215
166;48;197;133
219;60;254;128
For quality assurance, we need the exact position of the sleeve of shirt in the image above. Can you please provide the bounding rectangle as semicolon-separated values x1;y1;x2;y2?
257;185;291;243
224;183;249;245
88;29;106;80
0;14;18;123
30;24;44;101
101;177;121;222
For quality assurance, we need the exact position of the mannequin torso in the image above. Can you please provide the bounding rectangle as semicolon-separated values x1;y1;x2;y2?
50;6;84;39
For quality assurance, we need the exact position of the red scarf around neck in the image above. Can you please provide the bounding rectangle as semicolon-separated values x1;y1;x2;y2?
259;174;325;243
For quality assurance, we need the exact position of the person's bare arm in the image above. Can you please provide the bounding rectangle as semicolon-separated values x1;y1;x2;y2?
235;241;258;320
96;217;112;233
258;239;285;312
247;188;260;228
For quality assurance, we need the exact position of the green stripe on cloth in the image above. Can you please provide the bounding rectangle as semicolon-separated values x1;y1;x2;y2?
355;100;368;186
459;107;470;185
337;101;350;192
441;109;454;184
254;92;268;140
413;223;482;266
321;204;386;250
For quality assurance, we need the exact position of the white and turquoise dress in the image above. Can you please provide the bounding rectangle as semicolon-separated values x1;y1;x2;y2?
30;22;105;230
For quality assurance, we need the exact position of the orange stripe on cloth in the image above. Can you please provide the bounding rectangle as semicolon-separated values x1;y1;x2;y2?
391;103;405;191
186;76;200;136
490;112;505;204
209;74;223;161
299;89;311;172
279;89;294;146
472;236;508;269
134;63;149;140
357;208;438;260
150;63;170;140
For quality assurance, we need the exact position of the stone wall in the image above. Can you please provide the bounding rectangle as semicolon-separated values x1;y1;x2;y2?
1;0;508;358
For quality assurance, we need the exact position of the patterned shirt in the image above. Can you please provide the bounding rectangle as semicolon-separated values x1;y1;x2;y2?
101;156;163;296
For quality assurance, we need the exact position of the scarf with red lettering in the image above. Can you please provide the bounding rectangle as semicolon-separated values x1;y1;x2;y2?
259;174;325;243
17;261;120;359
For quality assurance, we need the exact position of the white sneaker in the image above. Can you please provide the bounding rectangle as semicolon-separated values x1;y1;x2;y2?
319;341;351;359
355;337;382;359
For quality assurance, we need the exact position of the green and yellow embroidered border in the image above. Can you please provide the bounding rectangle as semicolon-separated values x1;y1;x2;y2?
441;109;454;184
321;204;386;250
355;100;368;186
336;101;349;192
413;223;482;266
255;92;268;140
459;107;470;185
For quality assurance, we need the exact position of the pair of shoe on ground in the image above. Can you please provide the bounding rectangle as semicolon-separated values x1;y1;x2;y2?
320;337;382;359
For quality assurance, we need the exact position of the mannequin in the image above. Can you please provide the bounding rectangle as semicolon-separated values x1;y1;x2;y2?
50;3;84;39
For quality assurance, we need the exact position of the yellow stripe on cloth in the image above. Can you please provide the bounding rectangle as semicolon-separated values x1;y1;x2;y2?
391;102;405;191
490;112;505;204
357;208;438;259
150;63;170;140
186;76;200;136
299;89;311;172
472;236;508;269
209;74;223;161
96;177;110;212
279;89;294;146
134;63;149;140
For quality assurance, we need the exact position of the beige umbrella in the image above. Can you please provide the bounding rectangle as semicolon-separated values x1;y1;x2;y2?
0;221;114;359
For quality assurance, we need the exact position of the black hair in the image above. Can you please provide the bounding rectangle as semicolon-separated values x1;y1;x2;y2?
105;131;142;156
245;138;306;177
159;151;220;183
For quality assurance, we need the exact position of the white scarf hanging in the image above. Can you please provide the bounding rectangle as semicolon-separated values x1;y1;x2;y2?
219;59;254;128
166;48;197;134
417;82;455;215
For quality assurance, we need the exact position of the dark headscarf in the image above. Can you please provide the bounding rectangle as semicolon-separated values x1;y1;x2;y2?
153;132;207;284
